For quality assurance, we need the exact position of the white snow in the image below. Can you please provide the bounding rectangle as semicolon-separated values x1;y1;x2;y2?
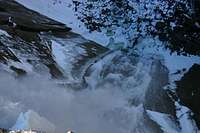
12;110;56;133
51;40;66;70
147;107;199;133
51;38;89;81
147;110;179;133
51;38;85;80
175;102;199;133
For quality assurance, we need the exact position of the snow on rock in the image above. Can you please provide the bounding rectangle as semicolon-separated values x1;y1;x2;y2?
15;0;109;46
147;110;179;133
51;39;82;80
51;40;67;71
12;110;56;133
9;61;33;73
175;102;199;133
139;38;200;133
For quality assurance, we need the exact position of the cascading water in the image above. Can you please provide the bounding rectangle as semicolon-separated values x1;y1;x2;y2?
0;37;198;133
83;50;176;133
0;46;170;133
0;1;199;132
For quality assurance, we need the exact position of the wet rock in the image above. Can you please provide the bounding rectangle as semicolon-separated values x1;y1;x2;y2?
176;63;200;128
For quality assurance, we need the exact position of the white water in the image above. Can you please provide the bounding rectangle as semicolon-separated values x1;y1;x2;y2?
2;1;199;132
1;37;199;133
0;50;164;133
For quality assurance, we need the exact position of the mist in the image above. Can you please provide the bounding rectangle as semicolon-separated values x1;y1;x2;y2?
0;71;145;133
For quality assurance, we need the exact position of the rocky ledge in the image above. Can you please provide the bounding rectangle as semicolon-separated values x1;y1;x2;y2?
0;0;108;80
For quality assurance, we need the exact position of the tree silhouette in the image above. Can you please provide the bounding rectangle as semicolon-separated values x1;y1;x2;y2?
72;0;200;55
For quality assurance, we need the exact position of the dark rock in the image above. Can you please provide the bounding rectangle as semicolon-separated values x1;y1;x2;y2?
144;59;176;117
176;64;200;128
0;41;20;63
0;0;71;78
0;0;72;78
10;65;27;76
0;0;108;80
0;0;72;33
46;63;64;79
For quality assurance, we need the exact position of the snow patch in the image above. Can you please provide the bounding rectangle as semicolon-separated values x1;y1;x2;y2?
147;110;179;133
